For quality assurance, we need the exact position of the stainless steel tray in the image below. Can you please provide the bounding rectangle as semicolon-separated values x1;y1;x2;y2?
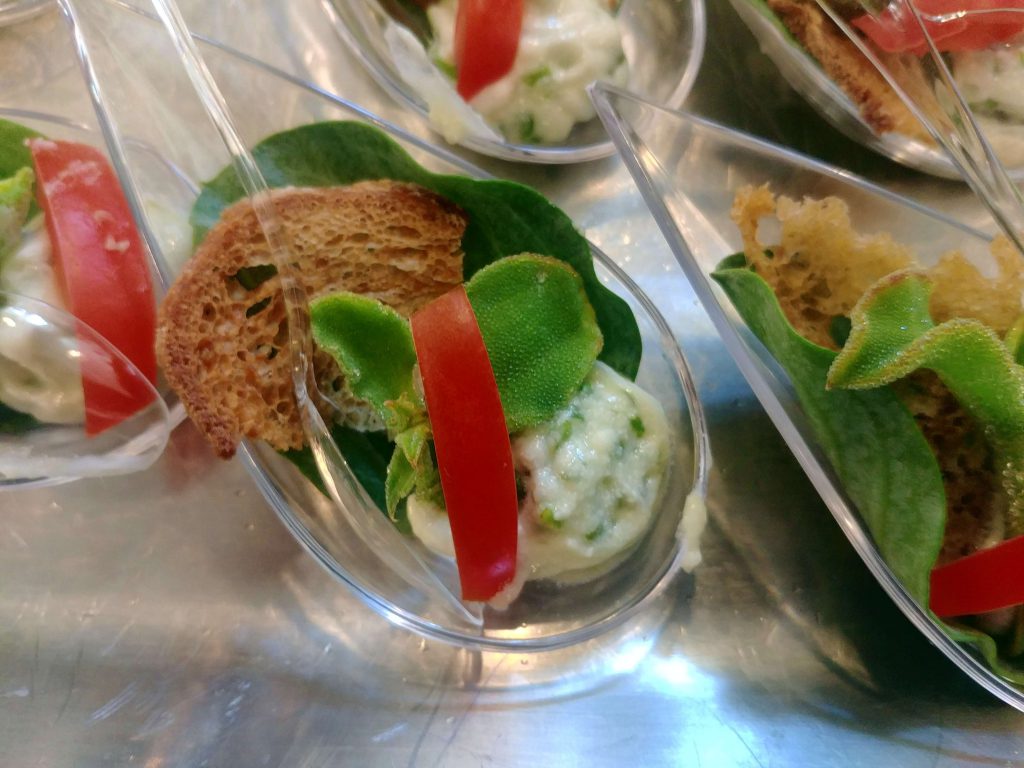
2;1;1022;765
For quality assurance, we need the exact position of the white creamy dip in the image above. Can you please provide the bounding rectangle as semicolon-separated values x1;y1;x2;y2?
407;362;670;594
427;0;628;143
0;218;85;423
953;42;1024;168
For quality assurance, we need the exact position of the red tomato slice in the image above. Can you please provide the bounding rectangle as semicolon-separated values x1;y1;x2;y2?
29;139;158;435
454;0;524;101
411;285;518;601
854;0;1024;55
930;535;1024;617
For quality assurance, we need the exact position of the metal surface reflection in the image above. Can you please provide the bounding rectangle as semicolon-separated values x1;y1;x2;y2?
2;0;1023;766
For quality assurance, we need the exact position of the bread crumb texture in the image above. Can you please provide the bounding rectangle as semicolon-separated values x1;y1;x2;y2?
157;181;467;458
763;0;932;142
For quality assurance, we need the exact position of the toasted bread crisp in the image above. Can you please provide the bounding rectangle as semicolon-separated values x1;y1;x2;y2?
732;184;913;348
764;0;932;142
158;181;467;458
732;185;1024;561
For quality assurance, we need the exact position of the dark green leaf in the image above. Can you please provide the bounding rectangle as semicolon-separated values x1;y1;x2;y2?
245;296;272;318
829;315;852;348
943;622;1024;684
383;0;433;43
0;401;41;434
281;425;409;533
233;264;277;290
715;258;1024;681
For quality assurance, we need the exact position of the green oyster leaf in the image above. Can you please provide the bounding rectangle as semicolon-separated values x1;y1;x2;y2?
829;270;1024;536
309;293;437;515
465;254;602;433
310;292;418;416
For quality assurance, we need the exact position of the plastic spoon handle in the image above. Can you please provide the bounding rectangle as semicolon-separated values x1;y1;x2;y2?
146;0;479;625
817;0;1024;255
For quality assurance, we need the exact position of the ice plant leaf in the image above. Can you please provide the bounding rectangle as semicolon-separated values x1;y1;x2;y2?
465;254;602;432
829;271;1024;535
310;292;418;415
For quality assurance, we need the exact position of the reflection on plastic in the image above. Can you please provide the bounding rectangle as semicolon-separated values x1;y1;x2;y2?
0;291;169;488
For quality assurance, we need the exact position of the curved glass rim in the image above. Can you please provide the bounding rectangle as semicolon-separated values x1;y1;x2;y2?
0;0;53;26
239;239;711;653
0;290;173;491
0;106;189;490
592;80;1024;709
322;0;708;164
56;5;712;651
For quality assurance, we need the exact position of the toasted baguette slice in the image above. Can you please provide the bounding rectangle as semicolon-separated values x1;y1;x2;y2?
764;0;932;143
158;181;467;458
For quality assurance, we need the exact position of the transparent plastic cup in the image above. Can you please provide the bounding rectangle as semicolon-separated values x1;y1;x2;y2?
324;0;706;163
0;104;180;488
59;0;711;650
593;81;1024;709
0;291;169;488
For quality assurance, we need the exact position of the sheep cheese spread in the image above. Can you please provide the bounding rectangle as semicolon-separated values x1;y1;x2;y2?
0;218;84;423
953;43;1024;168
426;0;628;144
407;362;670;587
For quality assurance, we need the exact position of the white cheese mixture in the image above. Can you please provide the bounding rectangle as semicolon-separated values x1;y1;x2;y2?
407;362;670;592
426;0;628;144
953;42;1024;168
0;218;85;423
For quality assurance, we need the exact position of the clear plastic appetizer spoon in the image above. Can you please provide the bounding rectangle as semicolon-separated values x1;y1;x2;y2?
0;291;170;489
140;0;479;626
815;0;1024;255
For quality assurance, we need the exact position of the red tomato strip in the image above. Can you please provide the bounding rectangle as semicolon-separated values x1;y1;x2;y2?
411;285;518;601
29;139;158;435
930;535;1024;617
854;0;1024;55
454;0;524;101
